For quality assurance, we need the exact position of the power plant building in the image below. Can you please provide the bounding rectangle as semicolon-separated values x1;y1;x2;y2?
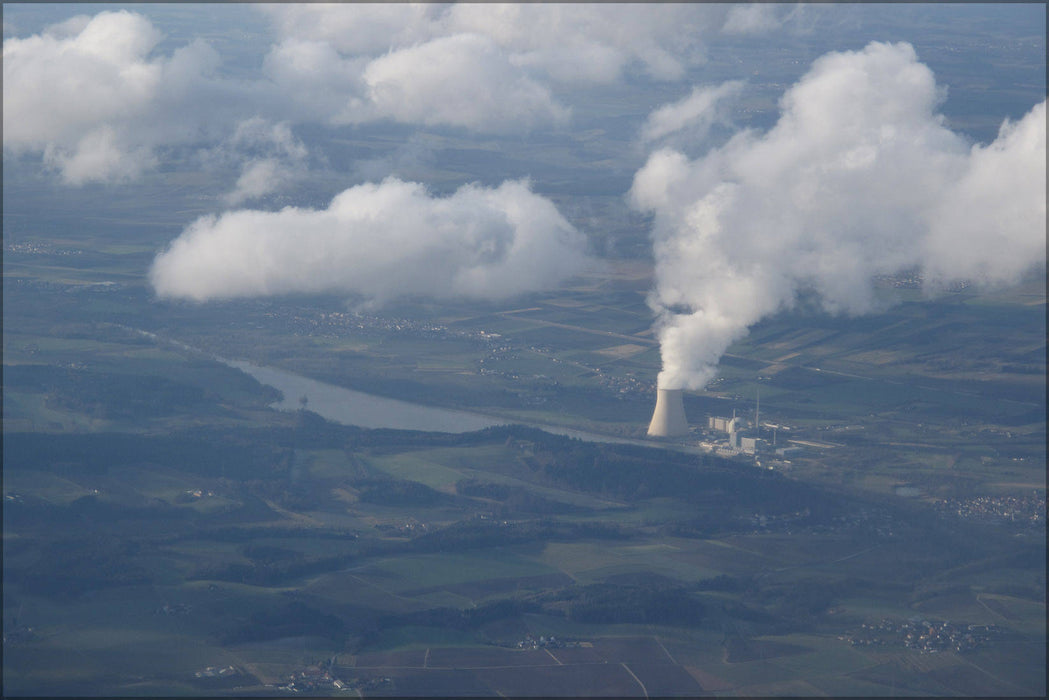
708;415;742;433
708;416;730;432
740;436;767;454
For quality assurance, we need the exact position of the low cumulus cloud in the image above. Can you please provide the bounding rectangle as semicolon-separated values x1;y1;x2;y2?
440;3;718;83
2;10;220;184
151;178;594;304
721;4;787;35
256;3;765;131
924;101;1047;287
630;41;1046;391
639;81;746;148
351;33;568;131
5;4;812;183
350;135;438;184
221;118;309;206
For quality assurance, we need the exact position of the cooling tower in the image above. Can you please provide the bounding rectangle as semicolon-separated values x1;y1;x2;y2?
647;388;689;437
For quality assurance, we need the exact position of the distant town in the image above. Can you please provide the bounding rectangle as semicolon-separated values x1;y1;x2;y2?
841;617;1004;654
934;491;1045;532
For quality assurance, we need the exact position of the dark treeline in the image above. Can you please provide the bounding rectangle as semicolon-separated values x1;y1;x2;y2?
4;364;216;419
0;421;583;477
7;535;153;598
5;421;823;516
219;577;781;650
190;518;627;587
524;436;852;523
4;419;887;597
559;583;705;626
354;476;455;507
221;601;349;645
222;585;711;651
4;430;291;479
455;478;584;515
749;577;852;624
379;598;542;635
5;418;991;601
225;597;545;649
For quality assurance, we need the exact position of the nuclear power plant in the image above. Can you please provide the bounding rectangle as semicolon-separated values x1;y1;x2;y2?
647;388;690;437
647;386;810;468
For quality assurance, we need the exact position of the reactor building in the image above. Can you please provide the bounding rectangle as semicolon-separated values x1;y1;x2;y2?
647;388;690;437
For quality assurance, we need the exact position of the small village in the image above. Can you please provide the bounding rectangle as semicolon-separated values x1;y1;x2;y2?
5;241;84;256
841;617;1004;654
154;602;191;616
253;657;394;694
934;491;1045;531
512;634;585;650
194;664;240;679
272;663;391;694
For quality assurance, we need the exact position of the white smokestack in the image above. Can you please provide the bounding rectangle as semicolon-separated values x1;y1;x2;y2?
647;388;689;437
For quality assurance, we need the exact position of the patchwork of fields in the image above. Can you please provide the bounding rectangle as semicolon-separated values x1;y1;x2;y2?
3;237;1044;696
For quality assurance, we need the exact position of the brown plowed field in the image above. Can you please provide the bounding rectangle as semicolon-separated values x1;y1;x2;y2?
367;668;495;697
403;572;575;599
927;662;1021;697
425;646;557;669
353;648;426;669
545;645;607;664
724;637;811;663
627;662;708;696
684;666;734;692
591;636;675;664
473;663;641;697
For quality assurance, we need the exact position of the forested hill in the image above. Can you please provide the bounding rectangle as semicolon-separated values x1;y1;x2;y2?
6;418;949;541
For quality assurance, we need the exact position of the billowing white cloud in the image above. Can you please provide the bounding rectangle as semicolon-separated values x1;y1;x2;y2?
256;3;731;131
352;33;568;131
260;37;369;122
259;3;440;56
2;10;220;184
43;126;158;186
631;42;1046;391
442;3;717;83
721;4;784;35
151;178;595;304
228;118;307;161
225;159;284;207
924;101;1047;287
221;118;309;205
3;11;162;146
4;4;821;182
639;81;745;146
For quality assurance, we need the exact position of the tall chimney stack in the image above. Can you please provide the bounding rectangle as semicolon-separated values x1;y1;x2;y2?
647;388;689;437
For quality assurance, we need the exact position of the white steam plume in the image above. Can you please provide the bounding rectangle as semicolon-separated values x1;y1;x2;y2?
630;41;1046;391
151;178;593;304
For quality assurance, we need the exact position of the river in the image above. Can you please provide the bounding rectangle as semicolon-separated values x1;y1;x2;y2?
223;359;649;446
225;359;504;433
122;325;655;445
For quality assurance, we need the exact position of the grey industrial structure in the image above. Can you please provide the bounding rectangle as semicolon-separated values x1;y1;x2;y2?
650;389;807;462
